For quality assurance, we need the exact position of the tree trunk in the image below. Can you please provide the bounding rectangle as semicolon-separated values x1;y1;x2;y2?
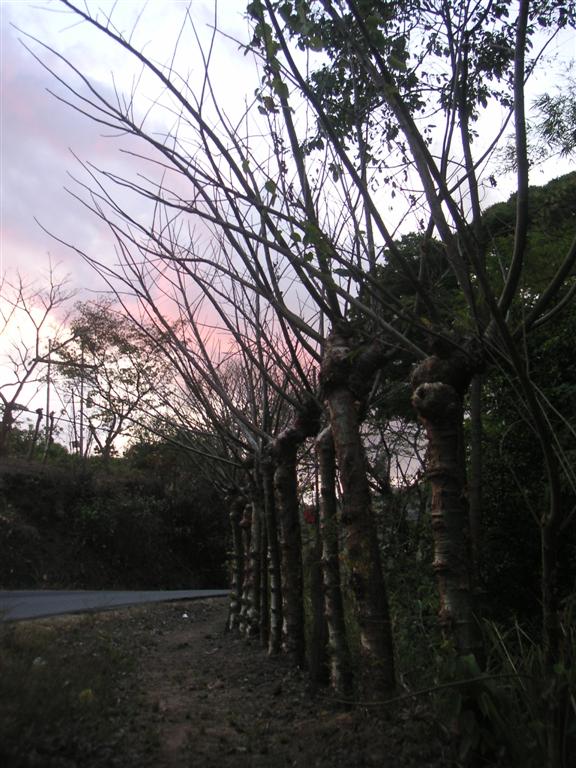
273;436;306;667
306;504;329;692
41;411;55;465
411;351;483;660
227;492;246;633
101;436;114;466
27;408;44;460
321;332;396;698
272;398;321;668
259;508;270;649
247;499;262;636
0;404;15;458
316;426;353;699
238;504;252;636
262;456;282;655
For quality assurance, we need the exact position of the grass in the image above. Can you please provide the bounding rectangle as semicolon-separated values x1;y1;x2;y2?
0;612;158;768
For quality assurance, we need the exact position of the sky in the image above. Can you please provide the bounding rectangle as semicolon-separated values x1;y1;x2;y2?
1;0;574;296
1;0;253;292
0;0;254;441
1;0;575;443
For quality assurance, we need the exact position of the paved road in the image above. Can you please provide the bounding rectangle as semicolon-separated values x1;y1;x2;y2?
0;589;229;621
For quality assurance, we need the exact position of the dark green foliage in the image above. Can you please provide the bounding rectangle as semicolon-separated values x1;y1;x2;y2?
0;421;70;463
378;488;440;689
372;232;465;330
0;438;228;589
356;172;576;628
470;172;576;624
479;303;576;623
483;171;576;296
431;614;576;767
0;614;156;768
124;439;229;585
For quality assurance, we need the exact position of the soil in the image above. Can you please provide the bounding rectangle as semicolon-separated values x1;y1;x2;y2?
3;598;449;768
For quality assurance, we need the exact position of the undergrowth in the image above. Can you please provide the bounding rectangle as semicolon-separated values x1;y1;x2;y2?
0;614;157;767
430;604;576;767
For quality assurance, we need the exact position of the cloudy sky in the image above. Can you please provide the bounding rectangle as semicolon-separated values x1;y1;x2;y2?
1;0;574;437
1;0;575;297
1;0;252;293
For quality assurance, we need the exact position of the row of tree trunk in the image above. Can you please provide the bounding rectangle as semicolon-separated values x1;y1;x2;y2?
225;327;482;701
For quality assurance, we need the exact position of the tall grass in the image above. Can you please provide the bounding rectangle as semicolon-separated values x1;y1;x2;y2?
430;604;576;767
0;614;148;767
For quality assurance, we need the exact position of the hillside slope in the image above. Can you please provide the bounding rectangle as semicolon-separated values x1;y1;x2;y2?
0;459;226;590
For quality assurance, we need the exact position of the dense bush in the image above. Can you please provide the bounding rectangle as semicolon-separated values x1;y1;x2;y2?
0;443;228;589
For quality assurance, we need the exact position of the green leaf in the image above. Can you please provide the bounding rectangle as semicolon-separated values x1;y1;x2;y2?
264;179;277;195
388;54;407;72
262;95;275;111
328;162;341;181
307;35;324;52
459;654;482;677
303;222;323;245
271;76;289;99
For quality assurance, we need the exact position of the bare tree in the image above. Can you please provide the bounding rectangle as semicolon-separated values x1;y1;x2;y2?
24;0;405;696
0;266;74;457
25;2;576;717
57;299;164;462
247;0;576;667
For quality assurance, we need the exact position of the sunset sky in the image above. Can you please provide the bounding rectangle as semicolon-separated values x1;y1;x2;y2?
0;0;576;289
1;0;254;431
1;0;252;293
1;0;575;446
2;1;575;295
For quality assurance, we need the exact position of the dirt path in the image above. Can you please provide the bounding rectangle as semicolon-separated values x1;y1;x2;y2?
137;598;349;767
2;598;447;767
127;598;445;768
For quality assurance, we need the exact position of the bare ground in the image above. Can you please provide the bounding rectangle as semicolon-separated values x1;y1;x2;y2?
2;598;450;768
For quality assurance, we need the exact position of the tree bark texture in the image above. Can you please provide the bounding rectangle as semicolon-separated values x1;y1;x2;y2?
259;508;270;649
0;405;14;458
262;457;282;655
317;426;353;699
411;351;483;659
272;398;321;667
238;504;253;636
307;507;329;692
227;492;246;633
321;331;396;697
248;499;262;636
273;436;305;667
